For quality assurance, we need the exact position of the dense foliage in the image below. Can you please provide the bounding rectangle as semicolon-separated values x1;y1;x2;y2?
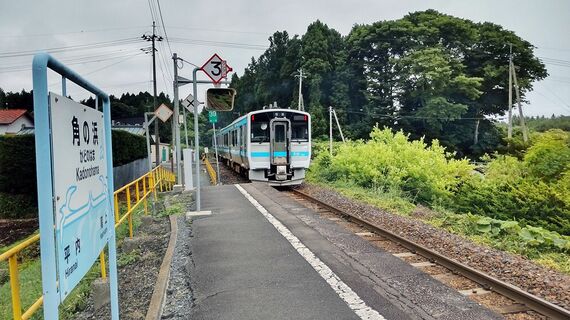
0;89;175;143
0;131;147;218
454;130;570;234
111;129;148;166
227;10;547;158
309;128;570;236
520;115;570;132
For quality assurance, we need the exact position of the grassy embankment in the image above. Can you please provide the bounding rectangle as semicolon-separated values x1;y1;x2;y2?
0;203;147;320
308;128;570;274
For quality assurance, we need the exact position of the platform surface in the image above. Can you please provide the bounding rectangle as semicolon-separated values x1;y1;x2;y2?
186;183;502;320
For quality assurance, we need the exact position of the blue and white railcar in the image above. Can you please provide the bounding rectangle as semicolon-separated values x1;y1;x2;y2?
216;108;311;186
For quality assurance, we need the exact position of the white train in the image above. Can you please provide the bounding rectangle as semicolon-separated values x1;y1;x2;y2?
216;108;311;186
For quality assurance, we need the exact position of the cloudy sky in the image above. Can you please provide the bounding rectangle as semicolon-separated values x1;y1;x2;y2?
1;0;569;116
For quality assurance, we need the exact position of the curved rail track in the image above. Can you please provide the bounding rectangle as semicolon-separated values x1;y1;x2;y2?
288;188;570;320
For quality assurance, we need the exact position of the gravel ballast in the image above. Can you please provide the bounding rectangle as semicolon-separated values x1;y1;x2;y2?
75;215;170;320
297;183;570;312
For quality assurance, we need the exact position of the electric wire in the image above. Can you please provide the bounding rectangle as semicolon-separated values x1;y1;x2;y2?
169;37;268;50
3;26;148;39
0;50;143;74
155;0;172;57
345;109;489;121
0;38;141;58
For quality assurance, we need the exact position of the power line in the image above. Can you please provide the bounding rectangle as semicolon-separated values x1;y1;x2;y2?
2;26;147;39
169;37;268;50
0;38;141;58
155;0;172;57
345;110;489;121
0;51;142;74
83;52;146;76
168;25;270;36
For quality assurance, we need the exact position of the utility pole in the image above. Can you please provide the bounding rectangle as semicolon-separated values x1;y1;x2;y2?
331;106;346;143
507;43;513;139
295;68;307;111
511;61;529;143
329;106;333;156
142;21;163;167
172;53;182;184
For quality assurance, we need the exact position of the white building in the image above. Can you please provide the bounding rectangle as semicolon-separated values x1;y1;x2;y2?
0;109;34;135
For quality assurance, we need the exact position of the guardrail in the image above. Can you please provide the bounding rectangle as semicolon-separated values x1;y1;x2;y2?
0;165;175;320
203;155;217;185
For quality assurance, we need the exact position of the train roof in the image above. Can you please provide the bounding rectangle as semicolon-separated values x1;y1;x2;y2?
220;108;310;133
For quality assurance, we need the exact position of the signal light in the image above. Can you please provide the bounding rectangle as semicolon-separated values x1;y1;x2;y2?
304;115;307;121
251;115;255;121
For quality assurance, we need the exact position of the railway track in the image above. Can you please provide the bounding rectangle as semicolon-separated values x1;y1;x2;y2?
286;188;570;320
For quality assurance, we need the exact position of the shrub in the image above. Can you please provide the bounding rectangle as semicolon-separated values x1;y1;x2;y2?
0;130;147;218
310;127;473;205
0;135;36;195
111;130;147;167
523;129;570;182
0;192;37;219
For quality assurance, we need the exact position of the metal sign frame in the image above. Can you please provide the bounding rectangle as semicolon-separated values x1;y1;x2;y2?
32;53;120;320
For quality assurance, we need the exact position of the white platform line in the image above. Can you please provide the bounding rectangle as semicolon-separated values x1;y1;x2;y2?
235;184;386;320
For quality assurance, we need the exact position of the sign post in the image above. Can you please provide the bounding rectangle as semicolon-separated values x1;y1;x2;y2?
208;111;221;184
33;53;119;320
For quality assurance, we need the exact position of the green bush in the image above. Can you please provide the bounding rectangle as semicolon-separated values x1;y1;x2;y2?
0;131;147;218
0;192;37;219
310;127;570;235
111;129;147;167
452;131;570;235
523;129;570;182
0;135;36;195
310;127;473;205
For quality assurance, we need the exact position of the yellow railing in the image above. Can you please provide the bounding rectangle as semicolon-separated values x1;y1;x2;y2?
202;155;217;185
0;165;175;320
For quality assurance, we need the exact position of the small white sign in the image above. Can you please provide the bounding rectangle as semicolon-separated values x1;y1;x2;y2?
155;103;173;122
182;93;196;111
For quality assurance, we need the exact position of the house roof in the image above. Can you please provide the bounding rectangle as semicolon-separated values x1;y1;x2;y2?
0;109;30;125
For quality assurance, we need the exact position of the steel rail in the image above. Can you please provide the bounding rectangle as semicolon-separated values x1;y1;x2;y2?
290;189;570;320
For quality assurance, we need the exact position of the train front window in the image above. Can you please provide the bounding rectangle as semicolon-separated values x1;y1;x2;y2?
292;121;308;142
274;124;286;143
251;113;270;143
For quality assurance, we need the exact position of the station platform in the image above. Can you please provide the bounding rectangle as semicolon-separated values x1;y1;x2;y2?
185;183;501;320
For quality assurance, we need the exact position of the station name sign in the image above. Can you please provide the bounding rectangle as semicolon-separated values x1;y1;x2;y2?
49;93;111;299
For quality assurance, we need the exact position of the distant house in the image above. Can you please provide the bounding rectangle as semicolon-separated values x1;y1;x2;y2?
0;109;34;135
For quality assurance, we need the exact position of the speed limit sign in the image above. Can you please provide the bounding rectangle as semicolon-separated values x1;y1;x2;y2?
200;53;233;84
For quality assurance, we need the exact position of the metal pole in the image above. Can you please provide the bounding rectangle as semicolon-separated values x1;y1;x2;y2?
508;43;513;139
173;53;182;184
511;61;529;143
152;22;161;167
213;122;221;185
192;67;201;211
183;106;189;146
298;68;303;110
329;106;333;156
332;107;346;143
145;113;152;171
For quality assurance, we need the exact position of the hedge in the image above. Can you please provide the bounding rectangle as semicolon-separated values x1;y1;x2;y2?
0;130;147;218
110;130;148;167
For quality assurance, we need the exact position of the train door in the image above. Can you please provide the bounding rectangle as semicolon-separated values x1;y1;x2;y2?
270;119;290;166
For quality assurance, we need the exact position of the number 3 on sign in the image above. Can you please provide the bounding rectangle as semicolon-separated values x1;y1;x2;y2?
210;61;222;76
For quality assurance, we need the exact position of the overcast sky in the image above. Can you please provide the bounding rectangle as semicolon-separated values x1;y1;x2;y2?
1;0;569;117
